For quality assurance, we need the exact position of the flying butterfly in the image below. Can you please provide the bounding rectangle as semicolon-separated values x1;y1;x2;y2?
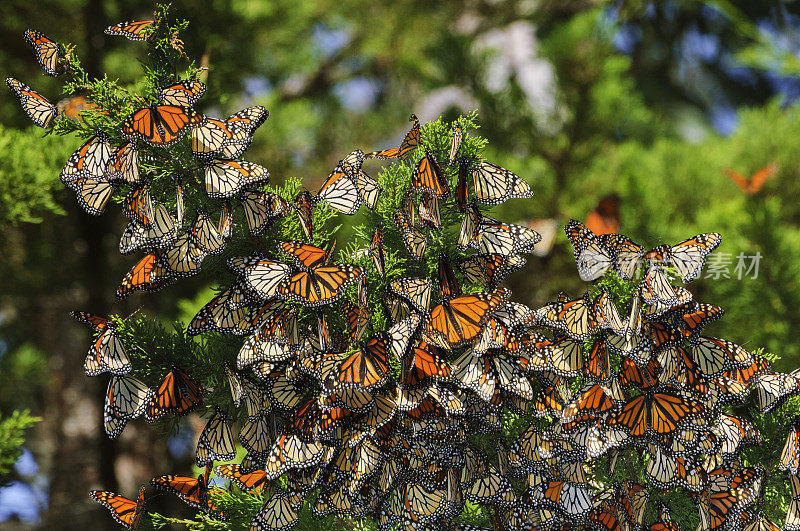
23;29;59;76
6;77;58;128
724;163;777;195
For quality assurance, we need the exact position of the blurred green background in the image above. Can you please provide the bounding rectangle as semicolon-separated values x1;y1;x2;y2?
2;0;800;527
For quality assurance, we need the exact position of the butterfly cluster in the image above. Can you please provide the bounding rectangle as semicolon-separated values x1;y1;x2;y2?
10;12;800;531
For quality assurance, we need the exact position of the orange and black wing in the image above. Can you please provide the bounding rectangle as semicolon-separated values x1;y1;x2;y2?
105;20;156;41
145;367;203;421
23;29;59;76
89;486;145;530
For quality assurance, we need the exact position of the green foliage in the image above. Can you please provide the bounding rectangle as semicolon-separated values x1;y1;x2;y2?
0;410;40;485
0;125;74;224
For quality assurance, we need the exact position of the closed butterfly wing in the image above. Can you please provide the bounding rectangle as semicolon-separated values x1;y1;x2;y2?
158;80;206;107
105;19;156;41
23;29;59;76
203;159;269;199
6;77;57;128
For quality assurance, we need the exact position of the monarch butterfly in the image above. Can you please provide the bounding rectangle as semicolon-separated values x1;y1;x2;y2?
354;227;385;278
122;105;204;147
105;19;156;41
644;233;722;283
450;350;497;402
691;336;752;376
251;491;301;530
740;513;782;531
393;205;426;260
366;114;420;160
108;142;141;183
564;219;615;282
671;302;724;338
188;286;251;336
23;29;59;76
447;123;463;166
191;106;268;161
423;288;509;349
560;384;616;429
316;166;362;214
343;297;370;344
607;392;704;437
232;258;291;300
458;202;481;251
242;190;290;235
324;333;389;390
60;134;114;185
494;355;534;400
455;158;469;212
436;252;461;301
712;414;760;459
195;409;236;466
89;486;146;530
650;503;681;531
418;193;441;228
755;372;800;413
115;252;175;299
6;77;58;128
595;290;640;339
788;475;800;530
293;190;314;240
83;323;131;376
119;203;177;254
335;149;381;209
276;242;364;307
105;374;153;425
724;163;777;195
214;464;268;492
151;465;217;513
585;194;621;236
645;445;703;491
202;159;269;199
534;295;598;341
162;231;206;277
641;264;680;307
158;80;206;107
457;253;526;290
145;367;203;422
542;479;593;519
602;233;646;280
264;434;327;480
471;161;533;205
476;217;541;256
387;314;421;361
122;184;154;227
411;150;449;198
781;418;800;475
